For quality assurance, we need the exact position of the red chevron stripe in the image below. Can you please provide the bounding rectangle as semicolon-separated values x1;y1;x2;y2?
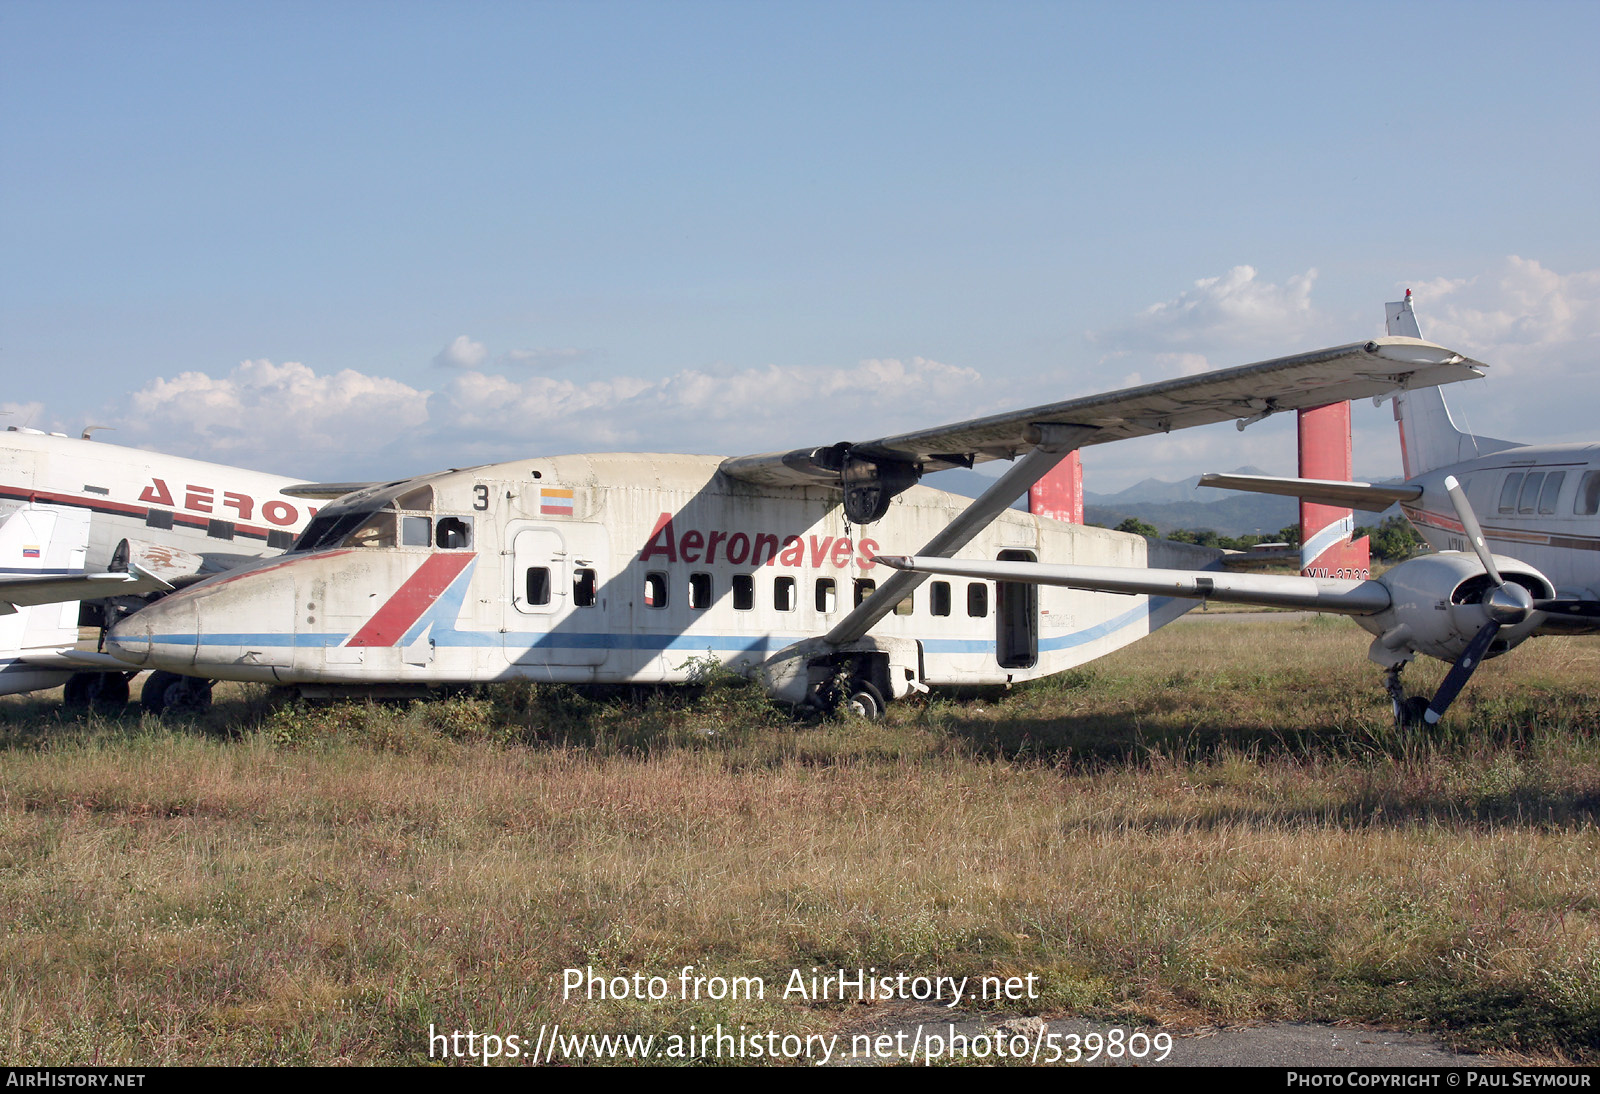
345;553;475;647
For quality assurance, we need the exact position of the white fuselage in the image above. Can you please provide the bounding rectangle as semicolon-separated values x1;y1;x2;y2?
0;428;316;573
1401;442;1600;600
107;452;1220;695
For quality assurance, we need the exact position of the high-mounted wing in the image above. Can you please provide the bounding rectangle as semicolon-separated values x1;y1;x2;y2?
720;336;1485;523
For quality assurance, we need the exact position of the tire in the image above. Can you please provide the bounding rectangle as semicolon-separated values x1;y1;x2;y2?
845;679;886;721
140;670;182;715
1394;695;1432;728
162;677;214;717
63;672;131;714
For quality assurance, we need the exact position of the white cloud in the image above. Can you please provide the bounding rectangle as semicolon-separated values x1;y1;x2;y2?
1402;257;1600;360
1092;265;1323;355
433;335;489;370
501;347;592;369
115;360;432;476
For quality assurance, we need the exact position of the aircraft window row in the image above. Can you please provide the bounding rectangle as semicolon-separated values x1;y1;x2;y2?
636;572;990;618
1498;470;1567;516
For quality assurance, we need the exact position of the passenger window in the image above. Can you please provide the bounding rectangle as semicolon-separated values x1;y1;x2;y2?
732;574;754;611
1578;471;1600;516
526;568;551;606
930;581;951;617
967;583;989;618
573;568;597;607
267;530;295;550
207;519;235;541
774;576;796;612
1518;472;1545;514
1539;471;1566;515
815;578;836;613
436;516;473;549
1498;473;1524;514
401;515;431;546
644;571;668;608
894;594;914;616
854;579;876;607
689;572;712;610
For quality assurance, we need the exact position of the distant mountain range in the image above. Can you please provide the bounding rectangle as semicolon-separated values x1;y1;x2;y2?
924;465;1397;538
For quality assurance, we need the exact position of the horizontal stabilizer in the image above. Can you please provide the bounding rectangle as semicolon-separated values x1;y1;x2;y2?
1199;472;1422;510
1220;547;1299;570
877;555;1392;615
0;564;172;614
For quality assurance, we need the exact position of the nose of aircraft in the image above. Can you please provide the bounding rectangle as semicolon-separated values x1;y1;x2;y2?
106;594;194;669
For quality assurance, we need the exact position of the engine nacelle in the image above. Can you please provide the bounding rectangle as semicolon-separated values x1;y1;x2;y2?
112;538;209;585
1355;552;1553;667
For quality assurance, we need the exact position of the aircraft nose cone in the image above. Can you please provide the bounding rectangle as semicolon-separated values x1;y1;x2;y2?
105;614;151;666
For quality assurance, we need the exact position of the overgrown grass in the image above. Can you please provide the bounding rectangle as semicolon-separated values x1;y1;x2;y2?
1;619;1596;1064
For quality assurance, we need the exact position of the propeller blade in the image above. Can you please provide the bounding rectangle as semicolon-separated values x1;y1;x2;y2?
1533;597;1600;618
1424;619;1501;725
1443;475;1503;587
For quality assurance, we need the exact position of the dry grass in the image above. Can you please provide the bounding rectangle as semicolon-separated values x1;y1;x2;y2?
1;618;1597;1064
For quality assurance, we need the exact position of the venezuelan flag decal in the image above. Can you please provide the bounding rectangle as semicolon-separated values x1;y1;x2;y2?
345;553;476;647
540;488;574;515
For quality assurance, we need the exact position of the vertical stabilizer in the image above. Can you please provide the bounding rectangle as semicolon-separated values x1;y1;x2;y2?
0;505;91;662
1388;289;1517;477
1028;450;1083;524
1298;402;1370;578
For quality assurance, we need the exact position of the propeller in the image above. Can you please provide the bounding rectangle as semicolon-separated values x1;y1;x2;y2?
1423;476;1535;724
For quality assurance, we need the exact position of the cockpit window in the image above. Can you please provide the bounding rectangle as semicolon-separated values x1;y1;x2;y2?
401;515;431;547
344;512;397;550
396;485;434;511
436;515;473;549
293;509;379;553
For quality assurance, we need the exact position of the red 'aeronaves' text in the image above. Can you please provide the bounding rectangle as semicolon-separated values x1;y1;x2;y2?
639;513;879;571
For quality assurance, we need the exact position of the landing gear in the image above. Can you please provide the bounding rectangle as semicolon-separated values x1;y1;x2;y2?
139;670;214;717
1384;664;1431;727
802;672;887;721
62;672;131;714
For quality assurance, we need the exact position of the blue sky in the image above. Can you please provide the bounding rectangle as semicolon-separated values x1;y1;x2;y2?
4;1;1597;488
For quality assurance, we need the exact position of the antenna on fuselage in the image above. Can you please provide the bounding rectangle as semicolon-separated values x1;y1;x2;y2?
80;426;114;441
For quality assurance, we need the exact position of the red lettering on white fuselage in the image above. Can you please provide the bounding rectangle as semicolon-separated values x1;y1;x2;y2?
640;513;877;571
138;477;308;528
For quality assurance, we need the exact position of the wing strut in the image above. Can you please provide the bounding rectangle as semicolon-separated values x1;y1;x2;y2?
824;426;1097;645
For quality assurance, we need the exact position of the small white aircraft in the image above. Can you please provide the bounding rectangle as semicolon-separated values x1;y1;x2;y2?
0;427;319;711
101;335;1484;716
885;294;1600;726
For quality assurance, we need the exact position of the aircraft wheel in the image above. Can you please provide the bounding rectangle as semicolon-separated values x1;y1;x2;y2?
141;671;178;715
845;680;886;721
1393;695;1431;728
162;677;214;717
63;672;131;714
